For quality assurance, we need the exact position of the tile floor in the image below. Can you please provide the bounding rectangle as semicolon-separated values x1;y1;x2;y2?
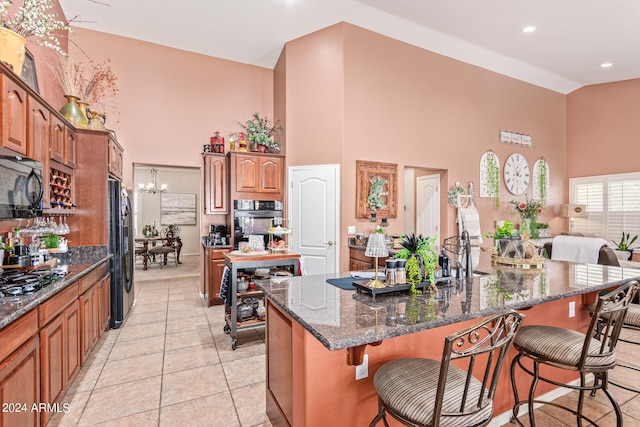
47;255;640;426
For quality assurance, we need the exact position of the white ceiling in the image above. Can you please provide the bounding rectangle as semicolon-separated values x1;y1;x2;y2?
58;0;640;94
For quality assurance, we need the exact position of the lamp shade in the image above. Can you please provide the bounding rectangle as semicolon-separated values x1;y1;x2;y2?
560;204;587;218
365;233;389;258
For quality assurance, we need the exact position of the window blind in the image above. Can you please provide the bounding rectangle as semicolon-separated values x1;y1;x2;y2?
570;172;640;244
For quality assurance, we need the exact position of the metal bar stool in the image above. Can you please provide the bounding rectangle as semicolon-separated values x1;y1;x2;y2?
370;310;525;427
510;280;638;427
589;296;640;393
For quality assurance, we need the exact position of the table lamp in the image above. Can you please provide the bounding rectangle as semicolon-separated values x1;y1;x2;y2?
560;204;587;233
365;233;388;288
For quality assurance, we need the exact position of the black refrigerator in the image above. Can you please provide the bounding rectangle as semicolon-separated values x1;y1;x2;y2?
108;179;135;328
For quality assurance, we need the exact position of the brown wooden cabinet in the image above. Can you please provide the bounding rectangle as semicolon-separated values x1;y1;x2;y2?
230;152;284;200
1;74;28;156
204;247;229;306
108;136;123;179
0;310;40;427
26;96;50;164
64;127;76;169
349;247;386;271
67;130;112;246
204;153;228;214
50;115;65;165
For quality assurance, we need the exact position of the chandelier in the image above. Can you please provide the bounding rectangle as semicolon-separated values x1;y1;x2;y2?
138;168;167;194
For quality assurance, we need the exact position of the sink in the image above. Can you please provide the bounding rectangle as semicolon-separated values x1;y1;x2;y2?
449;268;489;278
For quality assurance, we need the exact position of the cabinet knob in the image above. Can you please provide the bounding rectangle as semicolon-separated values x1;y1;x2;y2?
325;240;334;246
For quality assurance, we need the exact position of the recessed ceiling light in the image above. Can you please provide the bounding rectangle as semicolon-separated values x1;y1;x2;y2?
522;26;536;33
600;63;613;68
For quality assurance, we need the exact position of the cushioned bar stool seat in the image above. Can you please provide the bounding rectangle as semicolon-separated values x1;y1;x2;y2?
510;280;638;427
370;310;525;427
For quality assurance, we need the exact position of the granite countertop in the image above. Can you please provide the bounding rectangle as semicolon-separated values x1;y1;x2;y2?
257;252;640;351
0;250;111;331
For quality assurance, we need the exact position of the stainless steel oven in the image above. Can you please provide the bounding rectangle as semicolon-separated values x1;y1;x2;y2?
233;200;283;249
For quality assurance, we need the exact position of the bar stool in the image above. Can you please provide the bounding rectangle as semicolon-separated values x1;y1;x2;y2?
510;280;638;427
589;296;640;393
369;310;524;427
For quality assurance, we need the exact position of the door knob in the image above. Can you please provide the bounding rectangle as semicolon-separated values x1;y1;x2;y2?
325;240;334;246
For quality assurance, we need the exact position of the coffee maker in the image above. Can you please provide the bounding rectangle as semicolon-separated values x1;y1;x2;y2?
209;224;229;246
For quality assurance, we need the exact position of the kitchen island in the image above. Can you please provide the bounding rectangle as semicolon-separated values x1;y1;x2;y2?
257;252;640;426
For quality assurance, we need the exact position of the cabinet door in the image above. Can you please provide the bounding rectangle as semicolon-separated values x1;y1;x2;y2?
65;301;81;385
204;154;228;214
64;127;76;168
235;154;259;192
1;75;28;155
80;288;95;363
108;137;123;179
99;275;111;333
40;314;66;419
0;336;40;427
27;96;50;163
50;116;65;164
260;157;283;193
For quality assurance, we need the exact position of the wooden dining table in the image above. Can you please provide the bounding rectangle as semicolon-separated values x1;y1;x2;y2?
135;236;183;270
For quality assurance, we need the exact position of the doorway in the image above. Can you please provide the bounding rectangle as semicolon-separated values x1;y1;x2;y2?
288;164;340;275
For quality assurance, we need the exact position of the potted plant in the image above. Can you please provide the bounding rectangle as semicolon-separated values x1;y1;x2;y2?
509;196;545;239
612;232;638;260
237;112;282;153
485;153;500;209
484;221;526;259
394;233;438;291
0;0;72;72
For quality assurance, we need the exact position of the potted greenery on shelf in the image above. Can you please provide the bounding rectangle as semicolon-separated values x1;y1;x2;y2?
237;112;282;153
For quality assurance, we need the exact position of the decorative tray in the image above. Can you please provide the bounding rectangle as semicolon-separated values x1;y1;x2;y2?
353;277;453;301
491;254;544;268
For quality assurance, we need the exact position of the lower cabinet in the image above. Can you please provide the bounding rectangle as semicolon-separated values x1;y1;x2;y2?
349;247;386;271
204;247;229;306
0;337;40;427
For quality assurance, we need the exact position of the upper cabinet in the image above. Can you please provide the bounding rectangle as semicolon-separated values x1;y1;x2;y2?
230;152;284;200
204;153;228;214
108;135;123;179
1;74;28;155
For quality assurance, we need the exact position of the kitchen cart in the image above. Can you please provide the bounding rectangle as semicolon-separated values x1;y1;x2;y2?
223;251;301;350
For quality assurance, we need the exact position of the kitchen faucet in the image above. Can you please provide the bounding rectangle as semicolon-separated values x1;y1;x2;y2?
461;230;473;278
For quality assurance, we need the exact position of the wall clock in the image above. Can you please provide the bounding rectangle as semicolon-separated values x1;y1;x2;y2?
503;153;530;195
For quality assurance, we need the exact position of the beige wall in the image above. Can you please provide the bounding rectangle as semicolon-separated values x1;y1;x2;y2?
40;19;637;271
567;79;640;179
280;23;567;271
66;28;274;237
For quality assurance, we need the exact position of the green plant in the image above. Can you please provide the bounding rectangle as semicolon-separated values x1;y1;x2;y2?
395;233;438;286
613;232;639;251
0;0;73;55
367;176;388;211
484;221;519;240
537;159;548;204
447;182;466;206
237;112;282;150
486;153;500;209
42;234;60;249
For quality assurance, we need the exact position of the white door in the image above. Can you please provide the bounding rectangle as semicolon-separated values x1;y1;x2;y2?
289;164;340;275
416;174;440;246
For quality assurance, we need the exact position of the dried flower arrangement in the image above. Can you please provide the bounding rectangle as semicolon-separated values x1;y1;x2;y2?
0;0;73;54
49;55;118;103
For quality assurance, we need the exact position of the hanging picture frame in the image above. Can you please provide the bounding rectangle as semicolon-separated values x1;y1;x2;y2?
479;151;500;210
356;160;398;218
19;49;39;94
161;193;197;225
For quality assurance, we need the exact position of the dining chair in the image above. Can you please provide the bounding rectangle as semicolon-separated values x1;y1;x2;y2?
510;280;638;427
148;226;179;268
370;310;525;427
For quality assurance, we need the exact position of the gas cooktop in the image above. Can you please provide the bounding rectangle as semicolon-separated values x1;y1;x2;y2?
0;269;64;298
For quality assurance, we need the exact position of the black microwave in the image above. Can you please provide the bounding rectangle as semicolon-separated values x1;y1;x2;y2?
0;153;44;219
